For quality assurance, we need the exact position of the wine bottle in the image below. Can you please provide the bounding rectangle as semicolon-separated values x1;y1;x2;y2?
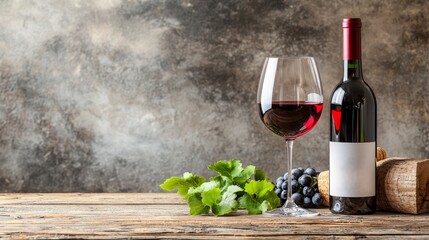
329;18;377;214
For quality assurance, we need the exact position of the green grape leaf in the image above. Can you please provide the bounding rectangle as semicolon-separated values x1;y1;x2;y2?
264;190;281;208
254;169;269;181
234;165;256;186
244;180;275;200
210;175;233;193
188;194;210;215
238;180;280;214
201;188;221;208
160;172;206;196
212;185;243;215
208;159;243;179
188;181;219;195
238;193;271;214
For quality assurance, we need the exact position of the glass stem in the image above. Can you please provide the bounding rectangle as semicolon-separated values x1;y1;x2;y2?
286;140;294;204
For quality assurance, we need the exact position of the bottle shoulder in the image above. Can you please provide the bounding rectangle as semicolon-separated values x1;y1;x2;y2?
330;79;376;105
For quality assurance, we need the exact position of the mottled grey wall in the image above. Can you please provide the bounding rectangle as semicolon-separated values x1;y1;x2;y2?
0;0;427;192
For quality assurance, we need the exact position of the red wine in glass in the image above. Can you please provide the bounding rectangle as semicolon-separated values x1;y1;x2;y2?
258;101;323;140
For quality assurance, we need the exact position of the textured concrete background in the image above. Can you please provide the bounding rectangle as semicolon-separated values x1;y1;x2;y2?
0;0;427;192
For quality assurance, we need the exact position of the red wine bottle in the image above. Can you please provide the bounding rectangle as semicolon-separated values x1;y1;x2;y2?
329;18;377;214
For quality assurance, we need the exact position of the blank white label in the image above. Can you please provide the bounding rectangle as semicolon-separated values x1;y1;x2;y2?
329;142;376;197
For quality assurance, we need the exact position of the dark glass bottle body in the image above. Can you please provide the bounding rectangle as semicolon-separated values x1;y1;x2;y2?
329;59;377;214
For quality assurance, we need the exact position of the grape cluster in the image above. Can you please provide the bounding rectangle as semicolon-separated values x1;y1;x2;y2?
274;167;323;208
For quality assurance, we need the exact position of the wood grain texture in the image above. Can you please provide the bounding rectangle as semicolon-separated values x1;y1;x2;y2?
318;171;330;206
377;158;429;214
0;193;427;239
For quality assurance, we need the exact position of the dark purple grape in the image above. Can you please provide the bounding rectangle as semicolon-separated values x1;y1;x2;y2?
276;179;283;189
314;187;319;193
292;192;303;206
280;190;287;200
312;193;323;206
298;175;313;187
298;167;305;173
283;172;288;180
281;181;288;190
276;176;284;183
303;197;313;208
291;180;299;192
302;186;314;197
291;168;303;179
275;188;282;196
304;167;317;177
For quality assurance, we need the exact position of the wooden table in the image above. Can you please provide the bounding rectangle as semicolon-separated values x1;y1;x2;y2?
0;193;427;239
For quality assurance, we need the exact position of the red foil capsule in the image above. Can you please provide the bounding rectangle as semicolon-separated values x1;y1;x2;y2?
343;18;361;60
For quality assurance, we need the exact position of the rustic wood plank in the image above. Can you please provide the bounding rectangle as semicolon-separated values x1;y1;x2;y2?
0;193;183;205
0;193;427;239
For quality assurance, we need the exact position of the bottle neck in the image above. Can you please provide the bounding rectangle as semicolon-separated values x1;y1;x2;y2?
343;21;362;82
343;59;363;81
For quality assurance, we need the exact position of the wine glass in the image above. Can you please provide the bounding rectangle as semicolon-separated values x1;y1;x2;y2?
257;57;324;217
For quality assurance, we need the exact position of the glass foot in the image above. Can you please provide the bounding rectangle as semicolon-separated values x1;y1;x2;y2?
265;201;319;217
